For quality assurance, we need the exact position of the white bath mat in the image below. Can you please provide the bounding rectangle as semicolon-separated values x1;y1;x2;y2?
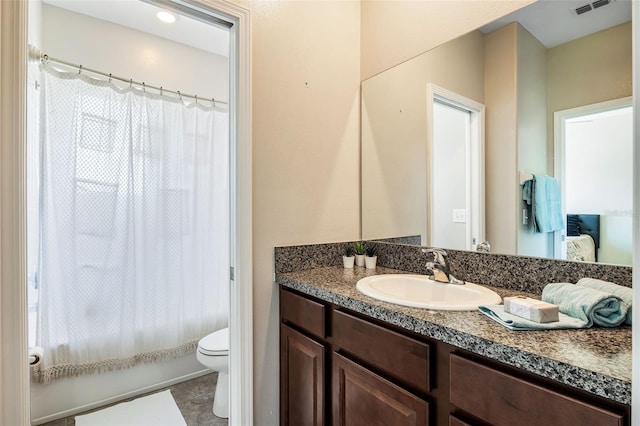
75;390;187;426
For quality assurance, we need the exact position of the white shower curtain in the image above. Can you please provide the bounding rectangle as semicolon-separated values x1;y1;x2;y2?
35;65;229;383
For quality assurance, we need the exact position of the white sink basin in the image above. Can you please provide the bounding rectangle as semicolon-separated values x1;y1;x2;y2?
356;274;501;311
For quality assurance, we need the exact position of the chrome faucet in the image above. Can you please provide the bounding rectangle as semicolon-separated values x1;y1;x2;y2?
477;240;491;253
421;248;465;285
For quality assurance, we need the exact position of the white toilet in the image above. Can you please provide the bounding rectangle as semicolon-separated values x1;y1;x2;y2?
196;327;229;418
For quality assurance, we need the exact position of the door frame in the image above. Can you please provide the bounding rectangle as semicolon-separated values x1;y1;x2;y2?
0;0;253;424
0;1;29;423
633;3;640;423
553;96;632;260
426;84;485;250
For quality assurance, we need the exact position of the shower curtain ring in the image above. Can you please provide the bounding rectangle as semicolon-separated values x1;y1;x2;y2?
212;98;216;106
143;82;146;93
42;54;49;64
195;95;198;104
160;86;163;96
109;73;112;83
78;65;83;75
129;79;133;88
177;90;182;99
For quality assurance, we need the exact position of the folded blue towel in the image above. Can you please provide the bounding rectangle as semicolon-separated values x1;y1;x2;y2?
532;175;564;233
478;305;587;330
542;282;627;327
577;278;632;325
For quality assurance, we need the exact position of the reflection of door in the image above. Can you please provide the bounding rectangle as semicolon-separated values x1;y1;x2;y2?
427;85;484;250
554;97;633;265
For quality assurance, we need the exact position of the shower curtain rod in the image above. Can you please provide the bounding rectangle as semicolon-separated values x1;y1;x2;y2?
29;45;228;106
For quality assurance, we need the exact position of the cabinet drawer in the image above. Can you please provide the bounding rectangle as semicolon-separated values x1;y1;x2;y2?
450;354;624;426
280;288;326;338
332;352;429;426
448;415;471;426
332;309;430;393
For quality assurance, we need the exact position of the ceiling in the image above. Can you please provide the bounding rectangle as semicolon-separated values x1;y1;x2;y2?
43;0;631;61
43;0;229;57
480;0;631;48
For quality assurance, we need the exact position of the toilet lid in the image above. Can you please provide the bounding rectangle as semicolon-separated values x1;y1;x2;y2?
198;327;229;356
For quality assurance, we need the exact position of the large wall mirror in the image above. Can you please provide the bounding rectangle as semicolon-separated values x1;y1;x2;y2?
361;0;632;266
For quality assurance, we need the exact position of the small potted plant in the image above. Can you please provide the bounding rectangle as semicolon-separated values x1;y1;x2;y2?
364;244;378;269
342;245;355;268
354;242;366;266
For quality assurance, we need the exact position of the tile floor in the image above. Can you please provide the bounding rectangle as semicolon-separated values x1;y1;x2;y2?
39;372;227;426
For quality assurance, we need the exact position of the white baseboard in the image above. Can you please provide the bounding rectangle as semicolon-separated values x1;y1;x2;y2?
31;369;211;425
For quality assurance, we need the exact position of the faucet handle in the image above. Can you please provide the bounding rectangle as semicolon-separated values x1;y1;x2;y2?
422;247;448;264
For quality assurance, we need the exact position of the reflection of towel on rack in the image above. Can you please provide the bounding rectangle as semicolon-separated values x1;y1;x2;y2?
522;174;563;233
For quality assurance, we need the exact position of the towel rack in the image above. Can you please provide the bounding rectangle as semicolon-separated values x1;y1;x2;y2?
519;170;533;185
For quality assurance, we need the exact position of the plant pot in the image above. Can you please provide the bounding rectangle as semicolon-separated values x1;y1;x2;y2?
365;255;377;269
355;254;365;267
342;255;355;268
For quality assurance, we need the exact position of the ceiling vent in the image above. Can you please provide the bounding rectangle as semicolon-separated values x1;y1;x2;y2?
575;4;593;14
573;0;612;16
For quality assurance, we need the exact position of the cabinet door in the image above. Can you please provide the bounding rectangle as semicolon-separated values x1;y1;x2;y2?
332;352;429;426
280;324;325;426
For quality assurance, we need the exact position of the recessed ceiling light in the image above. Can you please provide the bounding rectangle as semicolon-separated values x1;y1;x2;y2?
156;10;178;24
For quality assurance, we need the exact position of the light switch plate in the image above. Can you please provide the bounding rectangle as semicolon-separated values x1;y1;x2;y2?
452;209;466;223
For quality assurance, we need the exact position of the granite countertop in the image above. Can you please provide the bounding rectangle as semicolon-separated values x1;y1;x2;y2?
276;265;632;405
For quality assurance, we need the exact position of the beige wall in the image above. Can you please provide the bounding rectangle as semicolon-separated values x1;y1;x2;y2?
548;21;632;112
516;24;550;257
235;1;362;423
547;21;632;164
484;23;518;255
360;0;534;80
361;30;485;243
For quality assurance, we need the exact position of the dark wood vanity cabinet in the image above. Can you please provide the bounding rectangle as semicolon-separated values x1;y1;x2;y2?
279;287;630;426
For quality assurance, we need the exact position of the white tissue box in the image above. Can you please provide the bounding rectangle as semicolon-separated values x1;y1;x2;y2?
504;296;559;323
